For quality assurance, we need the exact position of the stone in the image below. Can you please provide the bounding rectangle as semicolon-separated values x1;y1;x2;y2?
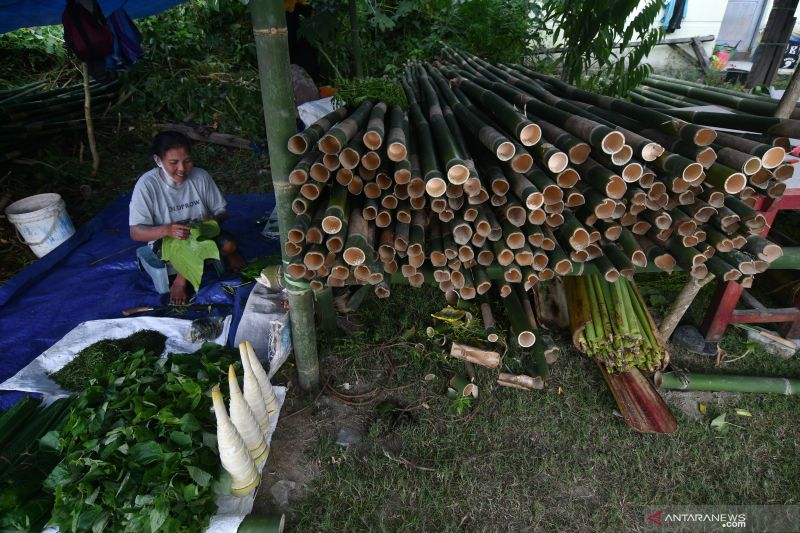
671;325;713;355
270;479;297;508
335;427;362;448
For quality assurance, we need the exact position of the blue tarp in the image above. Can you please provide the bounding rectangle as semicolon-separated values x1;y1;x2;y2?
0;192;278;409
0;0;185;35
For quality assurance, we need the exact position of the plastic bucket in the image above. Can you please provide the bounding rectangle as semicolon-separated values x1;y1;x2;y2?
5;193;76;257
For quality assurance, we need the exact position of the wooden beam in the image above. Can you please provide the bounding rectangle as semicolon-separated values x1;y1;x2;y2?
731;308;800;323
747;0;799;88
533;34;715;55
690;37;710;73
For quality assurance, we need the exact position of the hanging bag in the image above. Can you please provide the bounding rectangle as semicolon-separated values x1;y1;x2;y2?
107;7;144;70
62;0;115;62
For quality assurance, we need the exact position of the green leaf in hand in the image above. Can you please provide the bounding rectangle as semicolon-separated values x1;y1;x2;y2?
162;221;221;292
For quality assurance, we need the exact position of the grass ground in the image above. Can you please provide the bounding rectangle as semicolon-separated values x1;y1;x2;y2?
270;285;800;532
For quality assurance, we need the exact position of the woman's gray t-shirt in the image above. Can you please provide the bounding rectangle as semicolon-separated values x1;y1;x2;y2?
128;167;227;226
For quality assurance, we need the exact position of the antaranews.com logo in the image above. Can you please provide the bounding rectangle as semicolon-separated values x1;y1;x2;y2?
647;510;747;528
644;506;800;532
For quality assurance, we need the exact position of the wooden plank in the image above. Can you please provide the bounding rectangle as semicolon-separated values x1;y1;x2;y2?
731;308;800;323
533;34;715;55
690;37;710;73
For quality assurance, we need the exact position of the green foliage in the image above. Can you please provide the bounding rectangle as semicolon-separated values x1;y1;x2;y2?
0;26;67;87
162;220;221;292
542;0;663;95
302;0;541;79
333;78;407;109
127;1;265;138
47;343;240;533
50;330;167;391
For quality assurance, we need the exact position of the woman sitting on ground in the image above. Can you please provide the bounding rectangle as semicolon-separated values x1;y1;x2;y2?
129;131;246;304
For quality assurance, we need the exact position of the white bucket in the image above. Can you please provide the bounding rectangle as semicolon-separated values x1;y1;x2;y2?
5;193;76;258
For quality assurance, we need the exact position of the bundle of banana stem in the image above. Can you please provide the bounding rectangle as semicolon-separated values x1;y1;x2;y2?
284;46;786;306
564;274;666;373
0;78;119;162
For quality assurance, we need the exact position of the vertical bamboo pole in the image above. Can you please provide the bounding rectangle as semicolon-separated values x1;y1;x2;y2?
250;0;320;390
81;62;99;177
775;65;800;119
348;0;363;78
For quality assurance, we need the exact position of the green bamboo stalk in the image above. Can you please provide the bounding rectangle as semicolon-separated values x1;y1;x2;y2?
319;100;374;155
657;372;800;394
251;0;318;390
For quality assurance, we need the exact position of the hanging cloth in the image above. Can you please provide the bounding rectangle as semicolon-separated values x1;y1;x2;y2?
661;0;689;33
106;7;144;72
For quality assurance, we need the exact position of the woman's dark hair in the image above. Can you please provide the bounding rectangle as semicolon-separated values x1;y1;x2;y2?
151;131;192;158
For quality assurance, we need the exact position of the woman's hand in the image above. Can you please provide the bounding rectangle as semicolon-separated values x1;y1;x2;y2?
164;223;192;240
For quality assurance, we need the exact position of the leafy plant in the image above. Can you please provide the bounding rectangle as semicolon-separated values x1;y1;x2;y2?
46;343;240;533
449;394;474;415
161;220;221;292
541;0;663;95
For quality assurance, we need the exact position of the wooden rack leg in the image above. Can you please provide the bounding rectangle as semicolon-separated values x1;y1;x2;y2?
701;280;744;342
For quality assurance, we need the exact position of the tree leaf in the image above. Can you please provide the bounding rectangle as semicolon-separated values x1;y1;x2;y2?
161;221;221;292
130;442;165;464
710;413;728;432
170;431;193;447
186;466;212;488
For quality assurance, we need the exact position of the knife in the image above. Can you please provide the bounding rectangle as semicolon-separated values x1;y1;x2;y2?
122;303;232;317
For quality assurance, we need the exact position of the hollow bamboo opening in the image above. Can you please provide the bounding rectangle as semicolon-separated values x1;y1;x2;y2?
519;124;542;146
431;251;447;267
569;143;591;164
447;164;470;185
288;228;305;244
761;147;786;169
471;189;490;204
381;195;398;210
363;131;382;150
339;149;360;169
696;148;716;169
545;200;564;214
654;254;675;272
387;143;407;162
546;213;565;227
289;169;308;185
642;142;664;162
285;242;302;257
506;232;525;249
318;135;341;155
376;211;392;227
606;175;627;199
724;173;746;194
621;162;643;183
326;235;344;252
324;153;341;171
309;163;330;182
397;210;411;223
691;264;708;279
376;173;392;190
556;168;580;188
334;168;352;186
430;198;447;213
570;228;591;250
288;135;308;155
459;245;475;262
611;145;633;166
682;162;703;183
548;152;569;173
409;273;425;287
471;248;491;265
511;153;533;173
286;263;307;278
439;210;455;223
353;265;370;282
693;128;716;147
516;331;536;348
565;190;585;207
768;182;786;199
639;171;656;188
773;164;793;182
528;209;546;225
426;177;447;197
504;267;522;283
464;177;482;197
394;168;411;184
361;152;381;171
497;141;516;161
304;251;325;270
433;269;450;282
601;131;625;155
300;183;321;201
604;269;620;283
321;216;342;234
348;177;364;196
506;205;527;226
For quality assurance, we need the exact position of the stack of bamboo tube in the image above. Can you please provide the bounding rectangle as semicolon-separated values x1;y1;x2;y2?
284;48;788;370
0;79;118;163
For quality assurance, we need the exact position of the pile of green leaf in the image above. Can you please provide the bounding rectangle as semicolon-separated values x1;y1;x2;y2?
50;330;167;392
333;78;407;109
0;396;74;532
46;343;240;533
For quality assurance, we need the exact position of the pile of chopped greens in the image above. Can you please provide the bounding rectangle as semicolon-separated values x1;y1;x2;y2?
50;330;167;391
46;343;240;532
